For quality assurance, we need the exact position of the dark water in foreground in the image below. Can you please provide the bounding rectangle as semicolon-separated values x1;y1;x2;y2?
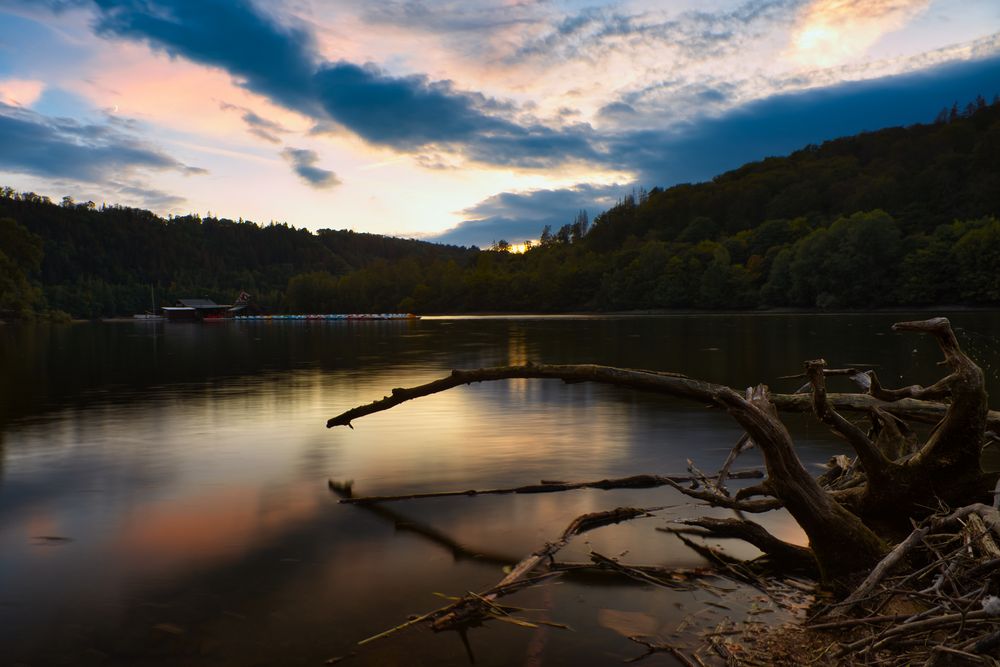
1;313;999;666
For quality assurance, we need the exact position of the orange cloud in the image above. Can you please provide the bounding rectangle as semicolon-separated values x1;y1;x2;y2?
67;42;310;141
791;0;931;67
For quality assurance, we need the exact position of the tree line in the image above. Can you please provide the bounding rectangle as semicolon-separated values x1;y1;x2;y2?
287;96;1000;313
1;96;999;319
0;194;472;319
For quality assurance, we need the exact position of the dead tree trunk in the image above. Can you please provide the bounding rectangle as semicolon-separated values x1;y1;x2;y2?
327;317;997;588
713;384;888;581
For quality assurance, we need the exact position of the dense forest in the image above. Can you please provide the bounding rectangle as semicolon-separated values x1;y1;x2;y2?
2;97;999;319
0;195;473;318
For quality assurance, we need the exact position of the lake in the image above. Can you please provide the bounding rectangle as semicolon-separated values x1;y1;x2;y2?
2;313;999;666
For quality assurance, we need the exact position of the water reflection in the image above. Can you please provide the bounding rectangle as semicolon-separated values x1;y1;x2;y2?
0;313;998;664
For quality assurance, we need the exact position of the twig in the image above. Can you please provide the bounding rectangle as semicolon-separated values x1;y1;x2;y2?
588;551;715;590
625;636;699;666
717;433;754;493
834;506;983;614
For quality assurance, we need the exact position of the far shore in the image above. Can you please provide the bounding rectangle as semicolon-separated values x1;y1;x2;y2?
1;303;997;327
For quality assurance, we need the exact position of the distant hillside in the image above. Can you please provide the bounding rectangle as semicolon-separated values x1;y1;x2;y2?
0;193;473;318
586;95;1000;251
278;97;1000;314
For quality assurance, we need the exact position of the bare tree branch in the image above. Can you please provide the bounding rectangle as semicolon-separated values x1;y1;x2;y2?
805;358;894;483
327;363;1000;431
893;318;989;471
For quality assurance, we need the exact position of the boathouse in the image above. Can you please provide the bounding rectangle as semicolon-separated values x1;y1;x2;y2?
162;298;243;321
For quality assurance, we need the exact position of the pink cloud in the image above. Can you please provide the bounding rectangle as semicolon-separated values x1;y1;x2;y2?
0;78;45;107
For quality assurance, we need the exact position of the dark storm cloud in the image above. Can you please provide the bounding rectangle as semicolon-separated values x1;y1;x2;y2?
0;101;203;181
281;147;340;189
91;0;319;112
312;62;511;147
615;53;1000;186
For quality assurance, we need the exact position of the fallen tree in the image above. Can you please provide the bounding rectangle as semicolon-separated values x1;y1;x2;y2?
327;317;1000;661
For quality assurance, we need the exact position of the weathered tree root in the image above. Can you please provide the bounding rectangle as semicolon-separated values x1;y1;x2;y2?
674;517;816;573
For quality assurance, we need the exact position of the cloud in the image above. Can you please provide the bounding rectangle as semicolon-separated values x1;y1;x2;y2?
0;78;46;107
58;0;601;168
22;0;1000;185
219;101;287;143
509;0;806;65
312;62;510;147
110;181;187;209
426;183;623;247
0;101;204;181
597;102;637;121
359;0;542;34
90;0;320;112
281;147;340;189
790;0;931;67
612;52;1000;186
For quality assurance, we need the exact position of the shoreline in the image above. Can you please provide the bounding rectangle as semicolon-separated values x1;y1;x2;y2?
3;304;998;326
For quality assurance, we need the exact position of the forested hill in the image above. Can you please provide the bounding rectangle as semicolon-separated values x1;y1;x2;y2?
2;97;1000;319
586;97;1000;250
0;193;473;318
281;97;1000;314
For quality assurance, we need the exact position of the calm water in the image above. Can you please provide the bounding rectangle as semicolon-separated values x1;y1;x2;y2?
2;313;999;666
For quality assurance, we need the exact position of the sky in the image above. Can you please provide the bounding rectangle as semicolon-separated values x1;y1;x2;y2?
0;1;999;248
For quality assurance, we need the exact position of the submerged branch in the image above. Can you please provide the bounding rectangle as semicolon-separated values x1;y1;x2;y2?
335;470;764;505
430;505;661;633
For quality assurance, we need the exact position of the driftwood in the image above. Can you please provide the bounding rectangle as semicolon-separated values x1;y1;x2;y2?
348;505;661;649
327;371;1000;432
805;503;1000;663
835;504;1000;613
328;317;1000;663
335;469;763;505
674;517;816;572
